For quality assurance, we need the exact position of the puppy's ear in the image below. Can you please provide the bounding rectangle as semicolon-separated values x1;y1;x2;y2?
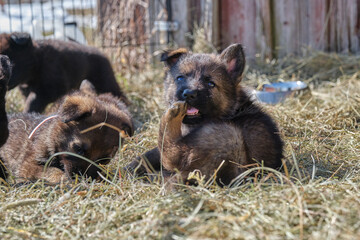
219;43;246;81
79;80;97;96
161;48;188;67
59;96;94;123
10;32;32;47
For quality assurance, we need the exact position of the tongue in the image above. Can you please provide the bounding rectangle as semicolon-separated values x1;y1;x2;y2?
187;106;199;115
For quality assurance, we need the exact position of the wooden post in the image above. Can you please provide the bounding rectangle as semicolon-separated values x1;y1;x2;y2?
212;0;220;48
171;0;189;47
97;0;105;34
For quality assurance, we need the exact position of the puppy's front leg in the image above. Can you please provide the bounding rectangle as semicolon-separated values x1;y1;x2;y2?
126;100;186;178
159;101;187;141
158;101;188;171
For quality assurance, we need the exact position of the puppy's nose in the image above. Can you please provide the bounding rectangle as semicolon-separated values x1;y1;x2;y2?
182;89;197;100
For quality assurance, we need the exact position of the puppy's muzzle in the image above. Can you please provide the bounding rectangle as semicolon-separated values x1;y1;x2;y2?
182;89;197;101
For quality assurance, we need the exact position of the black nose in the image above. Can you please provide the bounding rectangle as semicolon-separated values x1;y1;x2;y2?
182;89;197;100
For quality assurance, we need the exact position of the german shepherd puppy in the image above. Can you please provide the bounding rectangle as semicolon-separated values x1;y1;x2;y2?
0;54;11;148
0;32;130;113
127;44;283;186
0;80;133;183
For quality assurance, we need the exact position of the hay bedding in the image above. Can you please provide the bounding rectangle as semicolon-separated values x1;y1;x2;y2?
0;52;359;239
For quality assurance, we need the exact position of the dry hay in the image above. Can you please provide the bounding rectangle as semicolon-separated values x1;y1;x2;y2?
1;51;359;239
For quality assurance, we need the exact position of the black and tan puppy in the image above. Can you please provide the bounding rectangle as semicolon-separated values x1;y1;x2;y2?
0;32;129;113
127;44;283;186
0;80;133;183
0;54;11;147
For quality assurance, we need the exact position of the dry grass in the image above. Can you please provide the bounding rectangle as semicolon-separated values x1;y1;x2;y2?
1;51;360;239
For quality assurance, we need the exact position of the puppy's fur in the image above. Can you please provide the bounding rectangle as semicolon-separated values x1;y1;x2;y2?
0;80;133;183
127;44;283;186
0;54;10;148
0;32;129;113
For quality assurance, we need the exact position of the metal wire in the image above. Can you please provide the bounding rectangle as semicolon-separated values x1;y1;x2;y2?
2;0;169;49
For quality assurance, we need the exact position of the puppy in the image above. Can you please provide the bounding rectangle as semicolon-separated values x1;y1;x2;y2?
0;80;133;183
0;54;10;148
127;44;283;186
0;32;129;113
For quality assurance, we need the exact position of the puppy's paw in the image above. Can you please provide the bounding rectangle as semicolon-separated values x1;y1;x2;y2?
167;101;187;119
41;167;70;184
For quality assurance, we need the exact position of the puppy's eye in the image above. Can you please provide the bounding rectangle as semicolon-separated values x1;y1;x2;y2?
208;81;216;88
73;144;85;155
176;76;185;82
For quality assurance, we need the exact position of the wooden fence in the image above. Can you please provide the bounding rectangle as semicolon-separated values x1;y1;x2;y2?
98;0;360;61
221;0;360;58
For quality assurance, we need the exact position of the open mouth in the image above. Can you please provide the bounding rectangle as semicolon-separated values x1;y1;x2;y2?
184;105;202;123
186;105;200;116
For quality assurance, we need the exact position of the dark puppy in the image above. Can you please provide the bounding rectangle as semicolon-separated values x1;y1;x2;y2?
0;54;10;147
127;44;283;186
0;32;129;113
0;80;133;184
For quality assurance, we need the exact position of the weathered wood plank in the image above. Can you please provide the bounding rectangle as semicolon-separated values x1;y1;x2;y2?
221;0;271;58
347;0;359;52
171;0;188;47
308;0;327;51
200;0;213;45
336;0;350;52
148;0;156;55
327;0;359;53
148;0;168;54
273;0;301;57
256;0;272;58
169;0;360;56
212;0;220;48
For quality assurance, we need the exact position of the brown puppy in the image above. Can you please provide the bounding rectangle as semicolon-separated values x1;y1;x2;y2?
127;44;283;186
0;80;133;184
0;32;129;113
0;54;10;148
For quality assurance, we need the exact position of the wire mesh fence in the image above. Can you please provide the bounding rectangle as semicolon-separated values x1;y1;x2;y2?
0;0;97;45
0;0;172;73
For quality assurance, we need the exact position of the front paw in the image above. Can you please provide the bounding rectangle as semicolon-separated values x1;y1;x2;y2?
41;167;70;184
166;101;187;120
